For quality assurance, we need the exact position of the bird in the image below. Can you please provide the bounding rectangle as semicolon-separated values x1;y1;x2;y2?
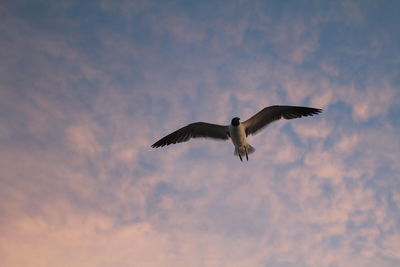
151;105;322;161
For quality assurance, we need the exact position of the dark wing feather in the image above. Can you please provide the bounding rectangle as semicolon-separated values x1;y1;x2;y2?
243;105;322;136
151;122;229;148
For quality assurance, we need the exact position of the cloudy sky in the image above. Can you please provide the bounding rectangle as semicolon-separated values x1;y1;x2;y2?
1;0;400;266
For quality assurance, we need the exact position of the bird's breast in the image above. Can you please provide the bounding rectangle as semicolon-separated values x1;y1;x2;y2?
229;124;247;147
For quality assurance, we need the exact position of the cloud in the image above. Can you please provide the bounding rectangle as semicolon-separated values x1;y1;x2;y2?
67;123;102;156
150;13;206;44
293;119;333;139
0;212;171;267
268;15;319;64
346;81;395;122
100;0;153;17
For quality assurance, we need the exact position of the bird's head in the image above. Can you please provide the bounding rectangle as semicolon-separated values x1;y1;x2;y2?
231;117;240;126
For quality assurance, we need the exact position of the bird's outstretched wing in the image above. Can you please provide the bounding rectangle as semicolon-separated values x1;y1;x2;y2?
151;122;230;148
243;105;322;136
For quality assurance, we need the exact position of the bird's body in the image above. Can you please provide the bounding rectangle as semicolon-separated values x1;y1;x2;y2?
151;105;322;161
229;121;255;161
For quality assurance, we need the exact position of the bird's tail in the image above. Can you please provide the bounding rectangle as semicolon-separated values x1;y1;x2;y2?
247;144;256;154
234;144;256;156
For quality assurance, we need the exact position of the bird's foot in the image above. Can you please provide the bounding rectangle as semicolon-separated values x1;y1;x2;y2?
239;154;243;162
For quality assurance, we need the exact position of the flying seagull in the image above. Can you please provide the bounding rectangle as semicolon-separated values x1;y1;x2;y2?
151;105;322;161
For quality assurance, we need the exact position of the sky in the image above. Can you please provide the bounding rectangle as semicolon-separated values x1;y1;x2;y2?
0;0;400;266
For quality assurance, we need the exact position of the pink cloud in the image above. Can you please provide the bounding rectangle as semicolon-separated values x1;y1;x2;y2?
149;13;206;44
269;16;319;64
334;133;359;155
66;123;103;156
311;87;334;108
293;119;332;139
338;79;395;122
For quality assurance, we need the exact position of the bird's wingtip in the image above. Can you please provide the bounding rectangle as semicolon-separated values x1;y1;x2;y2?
151;143;158;148
151;141;165;148
311;107;323;114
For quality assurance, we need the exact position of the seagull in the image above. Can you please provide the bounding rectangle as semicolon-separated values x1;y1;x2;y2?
151;105;322;161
